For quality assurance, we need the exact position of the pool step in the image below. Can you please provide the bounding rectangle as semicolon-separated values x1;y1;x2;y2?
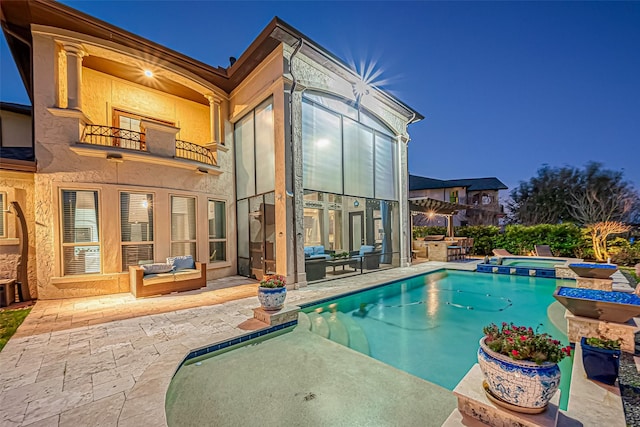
335;312;370;356
321;312;349;347
307;312;330;338
308;311;371;356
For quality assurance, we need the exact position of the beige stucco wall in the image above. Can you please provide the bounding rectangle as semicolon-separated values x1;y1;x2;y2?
30;32;236;299
0;172;37;299
0;110;32;148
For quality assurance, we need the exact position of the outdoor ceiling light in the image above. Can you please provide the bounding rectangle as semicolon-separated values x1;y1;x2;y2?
352;79;370;99
144;69;154;78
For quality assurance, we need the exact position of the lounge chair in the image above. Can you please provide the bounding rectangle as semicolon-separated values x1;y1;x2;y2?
534;245;554;257
492;249;513;257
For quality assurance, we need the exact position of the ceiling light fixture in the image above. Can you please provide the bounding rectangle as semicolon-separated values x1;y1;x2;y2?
144;70;153;78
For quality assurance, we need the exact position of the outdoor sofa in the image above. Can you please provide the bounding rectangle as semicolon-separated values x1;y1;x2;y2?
129;255;206;298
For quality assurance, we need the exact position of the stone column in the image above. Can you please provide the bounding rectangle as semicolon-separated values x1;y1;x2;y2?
205;94;222;145
397;134;410;267
61;42;87;110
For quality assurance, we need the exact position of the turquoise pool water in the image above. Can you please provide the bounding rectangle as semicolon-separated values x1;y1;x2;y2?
499;258;565;269
303;269;572;408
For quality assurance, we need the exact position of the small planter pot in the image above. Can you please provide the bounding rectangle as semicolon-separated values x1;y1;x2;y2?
478;337;561;412
581;337;621;385
257;286;287;311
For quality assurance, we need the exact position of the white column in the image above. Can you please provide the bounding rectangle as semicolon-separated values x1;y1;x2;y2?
61;42;87;110
397;134;410;267
205;94;221;145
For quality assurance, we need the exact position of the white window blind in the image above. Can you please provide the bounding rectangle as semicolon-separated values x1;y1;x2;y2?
208;200;226;262
255;100;275;195
374;134;397;201
61;190;101;275
302;101;342;194
234;113;255;200
343;118;374;198
171;195;196;256
120;192;154;270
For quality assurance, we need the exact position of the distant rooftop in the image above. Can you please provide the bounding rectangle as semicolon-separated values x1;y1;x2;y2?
409;174;508;192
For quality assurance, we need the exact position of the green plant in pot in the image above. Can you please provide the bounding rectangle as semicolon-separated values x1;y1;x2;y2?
331;251;350;260
478;323;572;412
257;274;287;311
581;336;622;385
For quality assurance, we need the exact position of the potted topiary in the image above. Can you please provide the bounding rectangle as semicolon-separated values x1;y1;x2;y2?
478;323;572;413
581;336;621;385
257;274;287;311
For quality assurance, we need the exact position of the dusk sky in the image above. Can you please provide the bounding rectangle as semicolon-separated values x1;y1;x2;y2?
1;1;638;193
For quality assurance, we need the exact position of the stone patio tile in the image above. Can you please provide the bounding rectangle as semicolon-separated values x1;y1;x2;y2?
0;400;28;425
117;407;166;427
0;367;39;393
23;414;59;427
59;392;124;427
22;385;93;425
92;374;135;401
91;369;130;386
36;362;66;383
0;376;64;408
118;390;164;421
64;350;115;382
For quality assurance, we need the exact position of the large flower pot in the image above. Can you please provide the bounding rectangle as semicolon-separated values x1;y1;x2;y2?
581;337;620;385
257;287;287;311
478;337;561;412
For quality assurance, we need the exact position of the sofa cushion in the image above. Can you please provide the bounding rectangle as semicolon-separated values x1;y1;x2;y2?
142;263;173;275
359;245;375;256
142;272;176;285
167;255;195;270
173;269;201;281
304;247;314;257
312;246;325;255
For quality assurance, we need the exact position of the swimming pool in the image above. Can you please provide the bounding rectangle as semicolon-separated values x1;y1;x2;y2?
501;258;566;268
301;270;571;396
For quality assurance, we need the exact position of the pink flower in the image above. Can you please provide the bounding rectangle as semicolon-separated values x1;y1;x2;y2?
520;335;527;341
504;330;511;335
511;350;519;357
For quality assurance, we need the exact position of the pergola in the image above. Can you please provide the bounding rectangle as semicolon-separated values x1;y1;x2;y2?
409;198;472;237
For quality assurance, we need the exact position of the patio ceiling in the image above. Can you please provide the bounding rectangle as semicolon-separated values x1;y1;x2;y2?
409;198;471;215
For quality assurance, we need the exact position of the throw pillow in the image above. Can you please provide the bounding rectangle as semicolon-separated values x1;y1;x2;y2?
167;255;195;270
141;263;173;275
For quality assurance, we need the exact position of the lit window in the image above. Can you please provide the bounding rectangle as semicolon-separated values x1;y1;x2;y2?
61;190;101;275
208;200;226;262
120;192;154;270
171;196;196;257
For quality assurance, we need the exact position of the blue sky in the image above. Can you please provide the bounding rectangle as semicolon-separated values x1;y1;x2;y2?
1;1;638;192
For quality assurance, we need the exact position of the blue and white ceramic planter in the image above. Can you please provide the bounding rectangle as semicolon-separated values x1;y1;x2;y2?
478;337;561;410
257;287;287;311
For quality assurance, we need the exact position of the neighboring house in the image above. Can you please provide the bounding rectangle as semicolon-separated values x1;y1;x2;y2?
0;0;421;299
409;174;508;227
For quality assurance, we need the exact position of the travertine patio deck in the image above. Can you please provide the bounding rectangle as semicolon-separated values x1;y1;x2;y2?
0;261;472;426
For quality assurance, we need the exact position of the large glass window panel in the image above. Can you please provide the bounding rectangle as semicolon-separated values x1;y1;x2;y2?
302;101;342;194
170;196;196;256
234;113;255;199
237;199;249;259
374;134;397;201
304;93;358;120
120;192;154;270
208;200;226;262
360;110;394;136
303;208;323;246
255;100;275;194
61;190;100;275
343;118;374;198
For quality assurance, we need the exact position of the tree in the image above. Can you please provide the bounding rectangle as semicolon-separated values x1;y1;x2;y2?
508;162;639;226
587;221;631;262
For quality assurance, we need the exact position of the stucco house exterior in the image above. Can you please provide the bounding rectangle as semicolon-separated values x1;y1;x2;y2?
0;0;421;299
409;174;508;227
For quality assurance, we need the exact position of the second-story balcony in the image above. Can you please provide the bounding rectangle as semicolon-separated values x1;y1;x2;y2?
74;124;219;173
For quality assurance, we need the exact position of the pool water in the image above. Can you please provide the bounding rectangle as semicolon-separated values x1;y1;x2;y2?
501;258;565;269
303;269;572;408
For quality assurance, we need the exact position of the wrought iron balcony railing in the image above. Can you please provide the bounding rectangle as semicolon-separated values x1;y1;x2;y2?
175;140;217;166
81;125;146;151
